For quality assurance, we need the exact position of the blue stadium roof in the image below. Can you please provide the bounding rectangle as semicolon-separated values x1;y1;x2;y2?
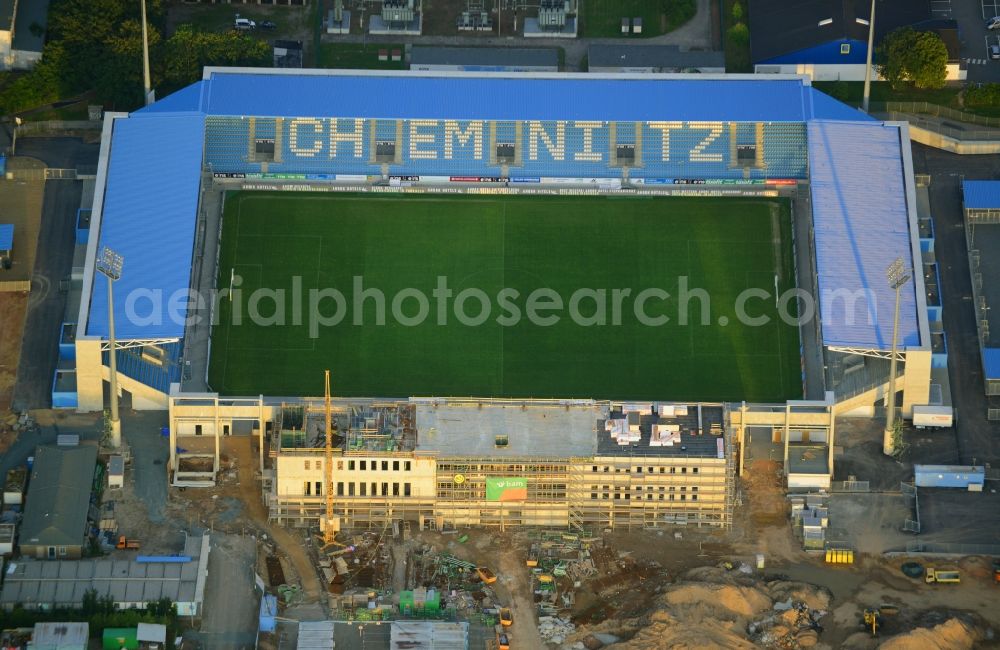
962;180;1000;210
137;71;873;123
0;224;12;251
808;121;920;350
86;114;205;340
985;348;1000;380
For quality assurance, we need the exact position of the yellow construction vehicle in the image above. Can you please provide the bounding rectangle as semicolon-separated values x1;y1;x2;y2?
863;608;880;637
477;567;498;584
499;607;513;627
494;625;510;650
925;567;961;584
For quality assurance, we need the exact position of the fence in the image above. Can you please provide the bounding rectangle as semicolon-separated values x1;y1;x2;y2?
905;541;1000;556
880;112;1000;142
15;120;101;135
900;481;920;534
876;102;1000;128
831;479;870;492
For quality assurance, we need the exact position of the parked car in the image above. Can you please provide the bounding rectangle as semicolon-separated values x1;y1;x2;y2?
234;17;256;31
260;20;277;30
991;44;1000;60
988;16;1000;30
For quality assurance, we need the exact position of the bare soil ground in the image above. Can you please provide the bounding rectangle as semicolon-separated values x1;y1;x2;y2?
0;294;28;413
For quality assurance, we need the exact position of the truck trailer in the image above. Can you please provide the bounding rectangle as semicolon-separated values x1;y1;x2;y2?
911;405;953;429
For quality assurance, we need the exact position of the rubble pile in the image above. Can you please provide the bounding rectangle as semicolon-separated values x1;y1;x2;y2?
538;616;576;645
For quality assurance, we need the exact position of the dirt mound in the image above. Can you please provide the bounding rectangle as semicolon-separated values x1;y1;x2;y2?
879;618;980;650
956;556;992;580
662;582;771;619
609;610;757;650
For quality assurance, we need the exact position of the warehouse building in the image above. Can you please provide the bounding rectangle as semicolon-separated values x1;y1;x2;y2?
19;444;98;560
0;535;210;615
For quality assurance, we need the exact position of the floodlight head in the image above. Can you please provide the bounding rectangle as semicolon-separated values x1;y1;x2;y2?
97;246;124;281
886;257;910;289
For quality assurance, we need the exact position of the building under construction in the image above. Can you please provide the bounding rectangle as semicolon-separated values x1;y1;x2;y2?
262;399;735;532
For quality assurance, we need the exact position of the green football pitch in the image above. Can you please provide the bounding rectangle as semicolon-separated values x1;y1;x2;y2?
208;192;803;401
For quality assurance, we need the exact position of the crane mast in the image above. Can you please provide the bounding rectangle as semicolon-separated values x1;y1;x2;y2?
324;370;335;545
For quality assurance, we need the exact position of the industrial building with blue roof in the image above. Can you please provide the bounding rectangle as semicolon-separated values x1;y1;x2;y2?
961;180;1000;392
70;69;931;418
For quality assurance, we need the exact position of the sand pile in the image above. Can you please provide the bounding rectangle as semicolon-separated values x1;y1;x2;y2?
608;610;757;650
662;582;772;619
879;618;981;650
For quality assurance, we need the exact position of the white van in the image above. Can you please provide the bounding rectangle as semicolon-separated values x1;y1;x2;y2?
234;17;256;31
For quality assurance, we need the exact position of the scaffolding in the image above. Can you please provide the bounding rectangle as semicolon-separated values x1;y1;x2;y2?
265;399;736;532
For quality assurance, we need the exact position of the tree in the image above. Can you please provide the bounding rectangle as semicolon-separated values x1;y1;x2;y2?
726;22;751;72
162;26;270;92
876;27;948;90
731;1;743;24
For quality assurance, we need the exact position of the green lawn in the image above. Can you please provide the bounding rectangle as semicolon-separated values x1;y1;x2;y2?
318;43;405;70
579;0;695;38
209;192;802;402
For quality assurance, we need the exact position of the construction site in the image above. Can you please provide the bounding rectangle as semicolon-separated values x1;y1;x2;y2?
247;396;731;532
122;386;992;649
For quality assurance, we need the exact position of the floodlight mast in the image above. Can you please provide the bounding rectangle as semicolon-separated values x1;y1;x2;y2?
141;0;152;106
97;247;124;449
882;257;910;456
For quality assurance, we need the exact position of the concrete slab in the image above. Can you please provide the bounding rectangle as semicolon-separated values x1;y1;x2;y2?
415;402;600;457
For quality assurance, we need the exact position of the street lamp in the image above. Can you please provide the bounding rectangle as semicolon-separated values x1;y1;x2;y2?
883;256;910;456
96;246;124;448
11;116;22;157
861;0;876;113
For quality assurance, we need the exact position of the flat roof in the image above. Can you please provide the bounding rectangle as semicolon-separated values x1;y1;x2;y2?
588;44;725;69
986;348;1000;380
12;0;50;53
914;464;985;474
808;121;920;349
787;445;829;475
0;224;12;251
962;180;1000;210
86;114;205;340
411;46;558;68
596;406;726;458
143;70;877;123
0;0;12;32
415;402;599;457
0;536;208;610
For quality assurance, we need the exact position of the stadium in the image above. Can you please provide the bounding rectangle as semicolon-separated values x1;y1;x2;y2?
68;69;932;530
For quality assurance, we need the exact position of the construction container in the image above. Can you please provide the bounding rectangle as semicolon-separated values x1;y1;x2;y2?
102;627;139;650
108;455;124;489
825;549;854;564
914;465;985;489
0;523;14;555
3;468;26;506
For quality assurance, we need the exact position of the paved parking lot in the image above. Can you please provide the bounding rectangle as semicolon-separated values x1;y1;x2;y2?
932;0;952;19
969;0;1000;79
